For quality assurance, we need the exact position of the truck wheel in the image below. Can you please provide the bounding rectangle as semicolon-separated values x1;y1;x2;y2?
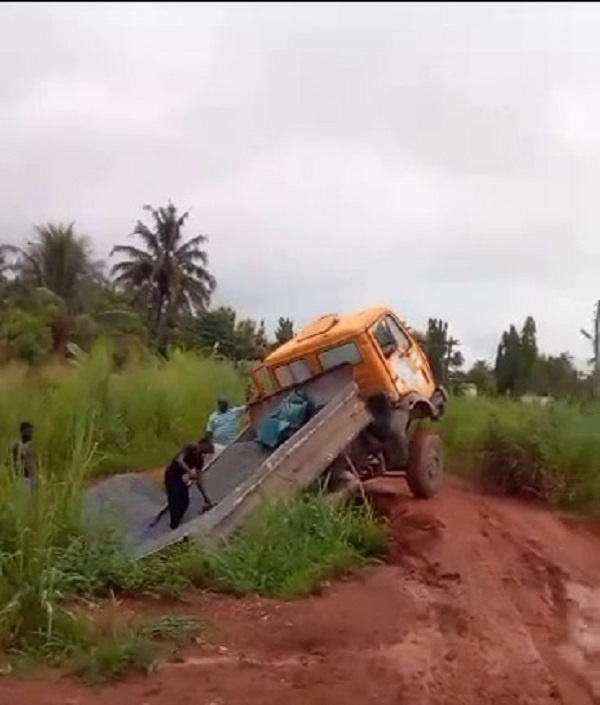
405;431;443;499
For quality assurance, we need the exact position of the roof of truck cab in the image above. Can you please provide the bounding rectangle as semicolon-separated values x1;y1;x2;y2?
264;305;390;366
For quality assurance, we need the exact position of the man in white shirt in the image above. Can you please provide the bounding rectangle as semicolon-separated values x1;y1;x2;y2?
206;397;247;456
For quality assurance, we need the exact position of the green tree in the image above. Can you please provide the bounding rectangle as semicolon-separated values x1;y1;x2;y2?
494;325;521;396
185;307;238;357
423;318;462;384
274;317;295;346
517;315;538;395
0;308;53;364
235;317;268;360
183;307;269;361
110;203;216;357
494;316;540;396
13;223;102;314
534;353;578;398
7;224;105;354
466;359;496;395
423;319;447;382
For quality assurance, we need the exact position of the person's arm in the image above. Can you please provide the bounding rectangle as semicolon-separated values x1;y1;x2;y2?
177;446;193;472
206;412;216;434
231;405;247;418
182;445;206;471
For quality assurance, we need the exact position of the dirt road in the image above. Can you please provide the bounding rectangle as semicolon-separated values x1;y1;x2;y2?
2;478;600;705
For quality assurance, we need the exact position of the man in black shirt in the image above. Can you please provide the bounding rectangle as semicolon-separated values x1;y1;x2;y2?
151;437;215;530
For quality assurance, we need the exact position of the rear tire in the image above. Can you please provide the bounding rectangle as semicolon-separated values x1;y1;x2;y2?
405;431;443;499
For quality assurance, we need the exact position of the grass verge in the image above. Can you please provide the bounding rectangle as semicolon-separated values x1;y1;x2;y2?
440;395;600;511
192;494;387;598
67;615;200;684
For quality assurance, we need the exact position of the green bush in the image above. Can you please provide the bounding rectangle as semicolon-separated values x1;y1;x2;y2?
440;396;600;510
68;615;200;684
192;495;386;598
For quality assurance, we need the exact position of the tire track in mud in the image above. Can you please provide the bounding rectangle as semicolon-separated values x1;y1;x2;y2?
370;483;561;704
478;501;600;705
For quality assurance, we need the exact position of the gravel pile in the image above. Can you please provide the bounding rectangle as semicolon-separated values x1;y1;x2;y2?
83;440;273;555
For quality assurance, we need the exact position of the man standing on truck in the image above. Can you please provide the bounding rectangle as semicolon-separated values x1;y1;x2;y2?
206;397;247;456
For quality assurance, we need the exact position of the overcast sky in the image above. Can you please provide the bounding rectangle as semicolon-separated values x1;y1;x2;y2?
2;2;600;366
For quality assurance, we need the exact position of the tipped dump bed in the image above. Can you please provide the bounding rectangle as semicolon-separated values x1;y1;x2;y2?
85;365;372;559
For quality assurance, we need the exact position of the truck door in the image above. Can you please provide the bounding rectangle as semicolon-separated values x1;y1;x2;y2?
371;315;430;395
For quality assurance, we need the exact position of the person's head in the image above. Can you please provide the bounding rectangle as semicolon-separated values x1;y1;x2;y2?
19;422;33;443
217;397;229;414
197;435;215;455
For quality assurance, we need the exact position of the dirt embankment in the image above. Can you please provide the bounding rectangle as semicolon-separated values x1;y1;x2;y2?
2;477;600;705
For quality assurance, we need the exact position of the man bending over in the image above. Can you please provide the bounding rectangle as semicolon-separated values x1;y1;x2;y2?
151;437;215;530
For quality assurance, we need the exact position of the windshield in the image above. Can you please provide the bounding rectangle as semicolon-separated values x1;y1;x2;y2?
371;316;411;356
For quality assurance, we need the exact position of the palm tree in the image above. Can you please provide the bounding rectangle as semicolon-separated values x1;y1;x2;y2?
15;223;102;314
110;202;216;357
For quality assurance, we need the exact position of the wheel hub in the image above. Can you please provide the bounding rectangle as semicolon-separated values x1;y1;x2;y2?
426;451;440;481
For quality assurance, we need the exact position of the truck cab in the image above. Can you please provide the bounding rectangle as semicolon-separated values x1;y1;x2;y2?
251;305;447;421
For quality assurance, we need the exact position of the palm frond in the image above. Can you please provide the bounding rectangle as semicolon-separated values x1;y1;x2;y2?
174;233;209;256
110;244;154;261
131;222;160;254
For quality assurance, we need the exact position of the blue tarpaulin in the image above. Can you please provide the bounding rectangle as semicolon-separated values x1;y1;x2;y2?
256;390;316;450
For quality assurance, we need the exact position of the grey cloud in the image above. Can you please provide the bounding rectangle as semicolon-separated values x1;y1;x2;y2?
1;2;599;367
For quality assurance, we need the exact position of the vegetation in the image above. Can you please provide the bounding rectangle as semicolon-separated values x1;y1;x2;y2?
441;395;600;511
1;202;600;681
194;495;386;598
274;316;295;347
0;346;245;476
68;615;200;684
111;203;216;358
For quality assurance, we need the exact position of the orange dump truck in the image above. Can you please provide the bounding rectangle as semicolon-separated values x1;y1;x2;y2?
131;305;448;558
249;305;448;499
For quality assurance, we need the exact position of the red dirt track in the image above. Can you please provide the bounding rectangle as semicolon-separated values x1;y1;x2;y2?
2;477;600;705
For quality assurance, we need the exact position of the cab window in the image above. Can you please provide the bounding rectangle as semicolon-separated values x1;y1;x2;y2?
372;316;411;357
318;342;362;370
273;358;312;387
253;365;276;395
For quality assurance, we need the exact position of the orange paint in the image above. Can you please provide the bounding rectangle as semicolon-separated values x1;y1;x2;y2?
257;306;436;402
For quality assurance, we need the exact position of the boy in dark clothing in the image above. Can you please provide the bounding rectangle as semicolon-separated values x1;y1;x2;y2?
151;437;215;530
12;421;35;491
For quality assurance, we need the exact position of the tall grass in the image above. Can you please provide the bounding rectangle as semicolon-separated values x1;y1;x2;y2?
193;495;386;598
0;341;245;476
440;396;600;510
0;344;244;660
0;415;98;654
